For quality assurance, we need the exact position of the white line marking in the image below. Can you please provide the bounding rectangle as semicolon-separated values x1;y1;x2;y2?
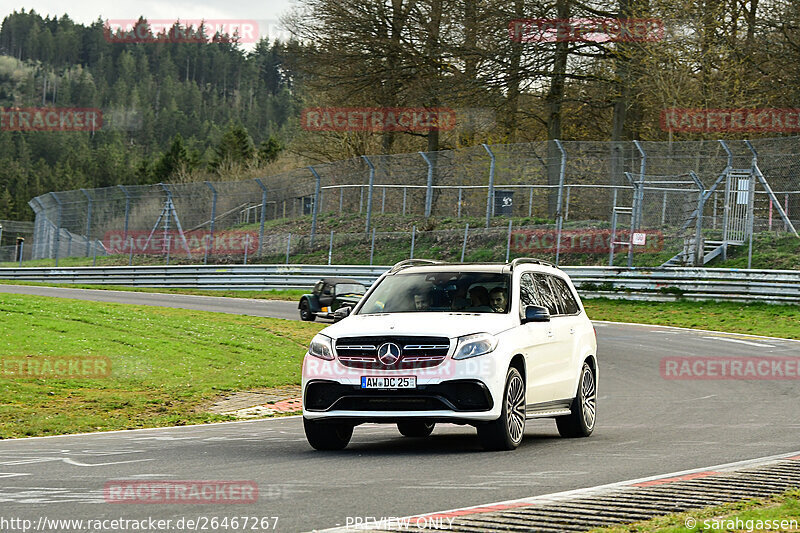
0;473;31;478
701;336;774;347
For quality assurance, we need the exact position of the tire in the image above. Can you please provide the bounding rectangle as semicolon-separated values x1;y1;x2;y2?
397;421;435;438
556;362;596;438
303;418;353;450
299;299;315;322
477;367;525;451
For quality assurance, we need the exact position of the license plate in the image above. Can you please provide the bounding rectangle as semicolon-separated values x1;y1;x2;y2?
361;376;417;389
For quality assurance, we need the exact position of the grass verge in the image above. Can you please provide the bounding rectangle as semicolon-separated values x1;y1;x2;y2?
590;488;800;532
583;299;800;340
0;293;325;438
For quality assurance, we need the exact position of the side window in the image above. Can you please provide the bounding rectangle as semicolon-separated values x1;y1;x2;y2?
549;276;580;315
533;273;560;316
314;281;324;295
519;273;537;308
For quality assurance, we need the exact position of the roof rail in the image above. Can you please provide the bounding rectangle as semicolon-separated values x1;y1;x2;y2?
389;259;445;273
509;257;555;270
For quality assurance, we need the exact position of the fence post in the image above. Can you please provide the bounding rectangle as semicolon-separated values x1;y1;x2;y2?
129;237;134;266
328;230;334;265
528;187;533;218
67;234;72;256
554;140;566;266
50;192;62;265
92;240;97;266
309;166;321;247
17;239;23;266
458;188;463;218
254;178;268;256
483;144;496;228
410;225;416;259
80;188;93;257
506;219;513;262
381;187;386;214
362;155;375;233
461;223;469;262
689;171;705;266
339;187;344;214
370;227;376;265
205;181;218;265
403;187;407;216
118;185;131;244
633;140;647;228
420;151;434;217
243;234;250;265
166;235;171;266
286;233;292;264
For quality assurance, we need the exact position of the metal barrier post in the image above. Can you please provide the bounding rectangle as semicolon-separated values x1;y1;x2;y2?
362;155;375;233
633;140;647;228
81;188;93;257
118;185;131;243
205;181;217;265
50;192;62;265
165;235;171;266
528;187;533;218
17;238;23;266
244;234;250;265
339;187;344;214
286;233;292;264
328;230;334;265
458;188;462;218
420;151;434;218
309;167;321;246
254;178;268;256
483;144;495;228
129;237;134;266
410;225;416;259
554;140;566;266
403;187;407;216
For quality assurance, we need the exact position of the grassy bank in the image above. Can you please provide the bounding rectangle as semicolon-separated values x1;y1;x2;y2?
0;293;325;438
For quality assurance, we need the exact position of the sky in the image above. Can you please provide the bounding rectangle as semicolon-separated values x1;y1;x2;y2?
0;0;299;42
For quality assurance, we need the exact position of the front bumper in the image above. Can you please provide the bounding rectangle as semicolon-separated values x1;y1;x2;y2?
301;353;506;422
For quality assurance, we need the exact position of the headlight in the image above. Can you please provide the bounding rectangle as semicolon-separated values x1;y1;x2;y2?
453;333;498;360
308;334;334;360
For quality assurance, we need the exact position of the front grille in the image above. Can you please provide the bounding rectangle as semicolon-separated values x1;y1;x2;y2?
304;380;493;412
336;336;450;369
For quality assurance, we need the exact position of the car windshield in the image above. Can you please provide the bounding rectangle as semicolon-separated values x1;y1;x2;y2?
357;272;510;314
335;283;366;296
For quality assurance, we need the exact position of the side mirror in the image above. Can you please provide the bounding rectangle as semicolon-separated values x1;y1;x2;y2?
522;305;550;324
333;306;352;322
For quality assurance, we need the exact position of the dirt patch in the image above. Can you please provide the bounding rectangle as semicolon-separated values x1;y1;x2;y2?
206;385;302;416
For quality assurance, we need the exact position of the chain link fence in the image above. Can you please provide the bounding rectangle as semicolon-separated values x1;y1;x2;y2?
24;137;800;268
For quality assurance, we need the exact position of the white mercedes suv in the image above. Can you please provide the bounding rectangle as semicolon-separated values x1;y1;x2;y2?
301;258;598;451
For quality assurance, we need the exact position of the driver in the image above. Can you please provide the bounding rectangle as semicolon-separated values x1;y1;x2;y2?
489;287;508;313
413;293;430;311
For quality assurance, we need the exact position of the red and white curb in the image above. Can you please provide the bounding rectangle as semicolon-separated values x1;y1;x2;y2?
313;450;800;532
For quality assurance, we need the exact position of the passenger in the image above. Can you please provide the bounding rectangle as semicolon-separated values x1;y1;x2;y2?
489;287;508;313
468;286;490;307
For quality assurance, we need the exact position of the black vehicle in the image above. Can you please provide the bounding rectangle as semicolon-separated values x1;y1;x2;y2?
298;277;366;322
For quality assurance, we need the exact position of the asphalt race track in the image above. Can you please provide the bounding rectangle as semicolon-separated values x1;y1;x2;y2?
1;284;799;532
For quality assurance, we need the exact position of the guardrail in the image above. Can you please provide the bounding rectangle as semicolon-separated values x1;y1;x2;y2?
0;264;798;304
